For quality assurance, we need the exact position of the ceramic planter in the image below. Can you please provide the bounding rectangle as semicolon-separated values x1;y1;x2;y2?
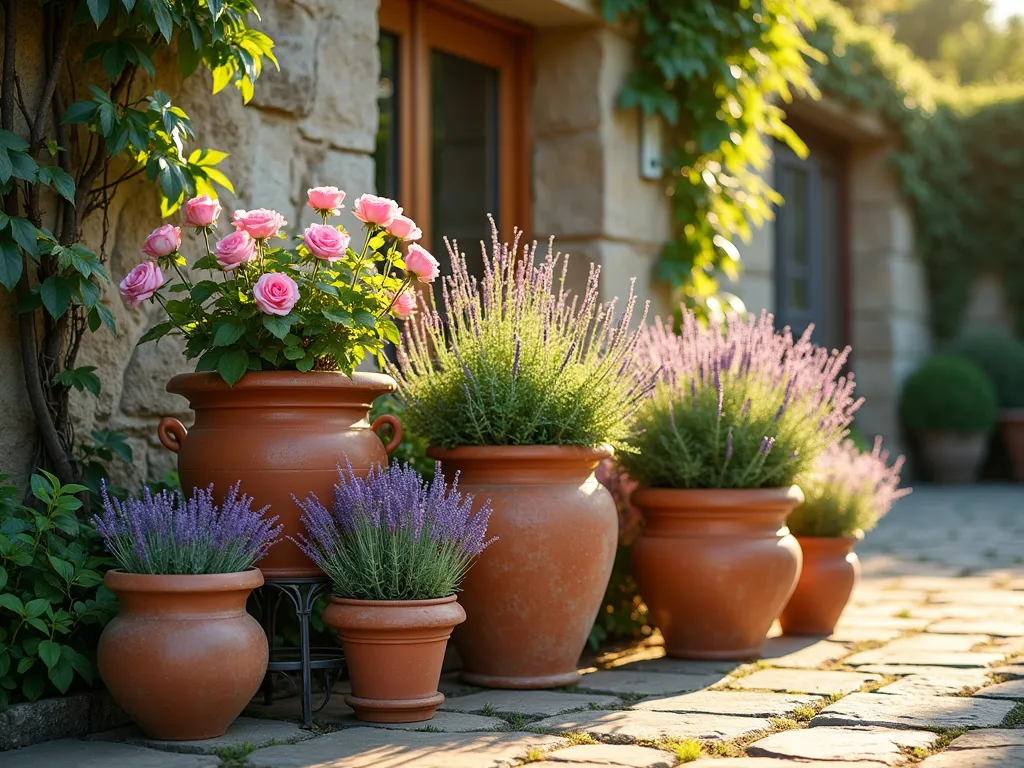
322;596;466;722
98;569;267;740
780;537;861;636
1000;410;1024;482
918;430;988;484
428;445;617;689
631;486;804;660
158;371;401;577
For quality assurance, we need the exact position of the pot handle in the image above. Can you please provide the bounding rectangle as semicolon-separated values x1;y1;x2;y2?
371;414;403;456
157;417;187;454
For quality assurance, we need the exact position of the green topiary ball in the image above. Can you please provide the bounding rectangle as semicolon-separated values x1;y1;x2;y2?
899;355;998;434
946;330;1024;409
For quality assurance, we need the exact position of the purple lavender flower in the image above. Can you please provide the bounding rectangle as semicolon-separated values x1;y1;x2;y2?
760;436;776;455
725;427;734;460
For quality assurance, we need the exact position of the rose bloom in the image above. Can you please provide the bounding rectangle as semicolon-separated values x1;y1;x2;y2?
182;195;222;228
119;262;164;309
303;224;350;262
392;289;417;318
253;273;300;316
141;224;181;260
405;244;440;283
351;194;400;227
307;186;346;215
232;208;288;239
214;230;257;271
386;214;422;242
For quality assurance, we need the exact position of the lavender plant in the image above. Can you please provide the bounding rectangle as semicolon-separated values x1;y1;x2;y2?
94;483;282;574
619;311;863;489
788;438;911;538
391;220;658;448
293;462;494;601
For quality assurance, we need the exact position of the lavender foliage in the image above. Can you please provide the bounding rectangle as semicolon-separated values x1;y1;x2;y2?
789;437;911;538
391;217;658;448
94;482;282;574
619;310;863;489
292;462;495;600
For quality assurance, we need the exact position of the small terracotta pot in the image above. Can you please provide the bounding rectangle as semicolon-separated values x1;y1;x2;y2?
1000;410;1024;482
631;486;803;660
322;596;466;722
98;569;267;740
780;537;861;636
428;445;617;689
918;429;988;484
158;372;401;578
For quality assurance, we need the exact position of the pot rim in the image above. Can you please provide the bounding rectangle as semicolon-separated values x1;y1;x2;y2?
427;444;613;462
794;535;862;550
166;370;397;396
328;594;458;608
104;567;264;593
632;485;804;510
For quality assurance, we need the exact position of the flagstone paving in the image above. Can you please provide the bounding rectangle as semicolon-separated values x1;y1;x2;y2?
7;485;1024;767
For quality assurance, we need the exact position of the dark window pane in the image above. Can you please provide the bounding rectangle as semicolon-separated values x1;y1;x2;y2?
789;168;808;267
430;49;499;280
375;33;398;200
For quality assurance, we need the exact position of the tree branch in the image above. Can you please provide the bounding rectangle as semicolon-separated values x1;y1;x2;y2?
1;0;16;133
30;5;71;149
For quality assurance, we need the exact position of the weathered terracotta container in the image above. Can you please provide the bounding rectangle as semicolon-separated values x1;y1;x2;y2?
428;445;617;689
158;372;401;577
1000;411;1024;482
631;487;804;660
918;430;987;484
98;569;266;740
323;596;466;722
780;537;860;636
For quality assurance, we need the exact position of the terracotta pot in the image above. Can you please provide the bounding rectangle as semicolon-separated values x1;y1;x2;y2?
918;430;988;484
158;372;401;577
780;537;860;636
1000;410;1024;482
428;445;617;689
631;487;804;660
98;569;267;740
322;596;466;722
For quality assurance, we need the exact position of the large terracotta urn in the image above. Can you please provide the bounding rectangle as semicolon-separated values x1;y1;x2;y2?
780;537;860;636
323;596;466;722
428;445;617;689
98;569;267;740
158;372;401;578
631;487;803;660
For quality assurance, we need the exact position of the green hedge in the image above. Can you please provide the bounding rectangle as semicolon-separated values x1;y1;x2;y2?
899;354;998;434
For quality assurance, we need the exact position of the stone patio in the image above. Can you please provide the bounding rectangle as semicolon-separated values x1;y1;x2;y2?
6;485;1024;767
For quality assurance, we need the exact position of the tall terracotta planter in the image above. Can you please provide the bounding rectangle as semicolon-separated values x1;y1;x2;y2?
98;569;267;740
780;537;860;636
428;446;617;689
158;372;401;577
1000;411;1024;482
323;596;466;722
631;487;804;660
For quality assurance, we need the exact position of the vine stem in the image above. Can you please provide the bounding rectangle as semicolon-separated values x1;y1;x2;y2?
378;277;413;319
349;226;374;290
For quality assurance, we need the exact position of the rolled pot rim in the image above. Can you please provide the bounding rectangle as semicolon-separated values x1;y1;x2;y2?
166;370;397;395
427;444;614;462
328;594;458;608
104;566;265;593
632;485;804;509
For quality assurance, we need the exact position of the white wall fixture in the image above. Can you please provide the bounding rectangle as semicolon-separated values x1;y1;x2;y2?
640;113;664;180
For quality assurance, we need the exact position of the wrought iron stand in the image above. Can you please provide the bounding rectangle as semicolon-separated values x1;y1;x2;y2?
257;577;346;728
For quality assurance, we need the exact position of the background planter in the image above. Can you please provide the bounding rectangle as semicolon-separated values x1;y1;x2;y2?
428;445;617;689
780;537;860;636
1000;410;1024;482
631;486;803;660
918;430;988;484
158;371;401;578
323;596;465;722
98;569;266;740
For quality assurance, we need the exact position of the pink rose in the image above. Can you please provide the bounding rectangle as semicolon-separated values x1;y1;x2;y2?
392;289;417;318
351;194;400;227
141;224;181;260
303;224;350;262
214;230;257;271
386;214;422;242
119;262;164;309
253;272;300;316
183;195;222;229
307;186;346;216
232;208;288;240
405;244;440;283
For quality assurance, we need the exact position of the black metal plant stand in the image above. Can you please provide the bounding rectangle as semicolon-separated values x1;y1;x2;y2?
257;576;346;728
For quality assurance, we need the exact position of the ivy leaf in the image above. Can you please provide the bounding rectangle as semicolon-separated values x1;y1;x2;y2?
8;217;38;258
178;26;201;79
87;0;110;26
40;276;72;318
38;166;75;203
0;238;23;291
150;0;173;42
62;101;97;125
138;322;174;344
217;349;249;386
262;314;292;339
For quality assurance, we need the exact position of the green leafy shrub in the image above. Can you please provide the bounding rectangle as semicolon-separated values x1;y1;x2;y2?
899;355;998;434
0;472;117;709
946;331;1024;409
369;395;434;480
